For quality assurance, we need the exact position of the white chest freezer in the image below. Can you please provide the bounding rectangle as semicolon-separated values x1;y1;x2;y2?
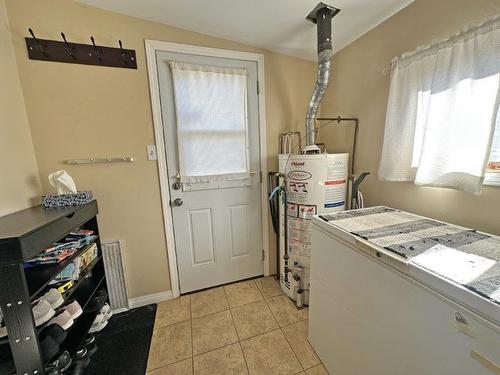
308;208;500;375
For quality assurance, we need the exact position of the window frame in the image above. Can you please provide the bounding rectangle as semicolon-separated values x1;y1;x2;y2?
484;111;500;187
484;171;500;186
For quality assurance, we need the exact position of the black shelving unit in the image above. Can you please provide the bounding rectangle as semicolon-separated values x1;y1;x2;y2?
0;200;107;375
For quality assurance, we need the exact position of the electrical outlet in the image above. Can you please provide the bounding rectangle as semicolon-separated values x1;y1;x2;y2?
147;145;157;160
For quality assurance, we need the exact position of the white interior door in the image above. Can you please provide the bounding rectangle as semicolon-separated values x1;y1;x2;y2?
156;51;263;293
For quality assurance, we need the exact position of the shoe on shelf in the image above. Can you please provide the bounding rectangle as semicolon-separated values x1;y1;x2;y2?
92;312;106;325
47;310;74;330
68;357;91;375
95;289;108;301
39;335;59;362
87;289;108;312
86;296;105;313
100;303;112;321
61;300;83;320
89;319;107;333
40;323;67;345
39;289;64;309
45;367;61;375
75;347;87;360
84;342;98;357
47;351;72;372
83;333;95;346
32;299;56;327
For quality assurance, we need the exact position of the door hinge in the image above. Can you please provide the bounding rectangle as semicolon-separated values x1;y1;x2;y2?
260;170;263;183
262;249;265;260
257;80;260;95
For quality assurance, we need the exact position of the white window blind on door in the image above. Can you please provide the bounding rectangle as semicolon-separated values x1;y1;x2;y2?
169;61;250;183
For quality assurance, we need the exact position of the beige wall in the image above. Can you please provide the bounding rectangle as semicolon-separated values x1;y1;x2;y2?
0;0;41;217
319;0;500;235
5;0;316;298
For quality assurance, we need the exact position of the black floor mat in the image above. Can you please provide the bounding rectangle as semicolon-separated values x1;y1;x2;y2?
86;304;157;375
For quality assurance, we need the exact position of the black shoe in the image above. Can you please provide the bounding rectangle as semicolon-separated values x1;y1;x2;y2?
40;335;59;362
45;367;61;375
85;343;98;357
75;347;87;360
86;290;107;312
83;333;95;346
96;289;108;301
69;357;91;375
48;351;72;372
40;323;67;345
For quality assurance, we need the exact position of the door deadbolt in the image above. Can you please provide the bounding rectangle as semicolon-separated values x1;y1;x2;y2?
172;198;183;206
173;172;182;190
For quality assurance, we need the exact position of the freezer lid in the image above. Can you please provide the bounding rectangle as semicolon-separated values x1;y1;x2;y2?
312;207;500;327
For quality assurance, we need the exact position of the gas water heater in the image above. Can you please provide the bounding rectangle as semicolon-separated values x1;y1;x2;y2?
279;154;348;305
275;3;347;305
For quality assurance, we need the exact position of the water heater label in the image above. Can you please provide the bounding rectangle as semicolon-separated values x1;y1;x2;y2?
298;204;317;219
325;162;348;210
287;171;312;181
287;203;298;218
288;182;309;204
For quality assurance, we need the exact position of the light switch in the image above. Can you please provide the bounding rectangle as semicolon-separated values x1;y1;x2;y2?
147;145;157;160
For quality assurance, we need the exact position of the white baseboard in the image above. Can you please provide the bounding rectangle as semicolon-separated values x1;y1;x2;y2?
112;307;129;315
128;290;173;309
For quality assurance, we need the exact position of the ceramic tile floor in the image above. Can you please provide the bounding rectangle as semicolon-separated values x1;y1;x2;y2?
146;277;330;375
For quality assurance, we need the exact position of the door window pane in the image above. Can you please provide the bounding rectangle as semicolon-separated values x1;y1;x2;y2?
170;62;249;182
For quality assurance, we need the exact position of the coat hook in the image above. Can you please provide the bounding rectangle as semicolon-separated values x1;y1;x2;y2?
90;36;101;61
118;40;127;64
28;28;47;56
60;32;75;59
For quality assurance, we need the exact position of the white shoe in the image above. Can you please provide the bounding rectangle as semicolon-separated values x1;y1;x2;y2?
39;289;64;309
62;300;83;320
32;300;56;327
100;303;112;321
48;310;74;330
89;319;108;333
92;313;106;325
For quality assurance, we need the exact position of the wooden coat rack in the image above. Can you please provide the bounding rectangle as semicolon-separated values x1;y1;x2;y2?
25;29;137;69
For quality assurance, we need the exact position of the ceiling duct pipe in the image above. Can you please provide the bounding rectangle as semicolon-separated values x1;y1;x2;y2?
303;3;341;154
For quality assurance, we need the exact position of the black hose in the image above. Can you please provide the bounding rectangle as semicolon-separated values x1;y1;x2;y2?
268;172;281;279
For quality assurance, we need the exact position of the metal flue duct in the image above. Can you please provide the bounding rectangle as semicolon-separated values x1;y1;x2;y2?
304;3;341;153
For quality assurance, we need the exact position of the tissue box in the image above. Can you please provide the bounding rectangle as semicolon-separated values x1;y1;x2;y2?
42;191;94;208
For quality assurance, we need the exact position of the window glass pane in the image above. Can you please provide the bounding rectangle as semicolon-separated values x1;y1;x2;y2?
170;62;249;180
180;134;247;177
489;108;500;163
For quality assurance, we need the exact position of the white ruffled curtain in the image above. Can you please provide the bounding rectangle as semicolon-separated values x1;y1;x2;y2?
169;62;249;183
379;15;500;194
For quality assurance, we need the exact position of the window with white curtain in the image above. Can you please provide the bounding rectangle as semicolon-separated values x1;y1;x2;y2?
379;15;500;194
169;61;249;183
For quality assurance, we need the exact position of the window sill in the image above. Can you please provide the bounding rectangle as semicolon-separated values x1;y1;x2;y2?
484;172;500;187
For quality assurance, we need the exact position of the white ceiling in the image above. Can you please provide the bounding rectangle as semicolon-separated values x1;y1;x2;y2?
77;0;414;61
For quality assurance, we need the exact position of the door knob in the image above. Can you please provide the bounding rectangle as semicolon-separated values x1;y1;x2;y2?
172;198;183;206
